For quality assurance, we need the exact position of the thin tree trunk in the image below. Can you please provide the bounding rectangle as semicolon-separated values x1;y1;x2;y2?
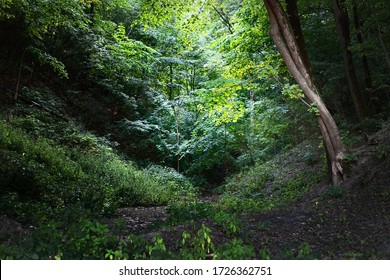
89;2;95;25
365;1;390;71
212;4;234;34
169;63;173;100
376;20;390;70
249;89;255;164
264;0;346;186
168;62;181;171
174;103;181;173
352;0;372;90
333;0;367;121
191;64;196;91
14;51;25;102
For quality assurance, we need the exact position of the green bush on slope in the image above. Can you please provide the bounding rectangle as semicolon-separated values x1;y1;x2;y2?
0;120;194;221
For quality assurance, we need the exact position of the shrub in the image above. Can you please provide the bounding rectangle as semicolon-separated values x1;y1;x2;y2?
213;211;241;237
144;165;198;201
0;121;83;210
0;120;196;221
180;224;214;260
215;239;255;260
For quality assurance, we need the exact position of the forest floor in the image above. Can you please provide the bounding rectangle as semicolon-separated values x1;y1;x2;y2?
2;124;390;259
108;127;390;259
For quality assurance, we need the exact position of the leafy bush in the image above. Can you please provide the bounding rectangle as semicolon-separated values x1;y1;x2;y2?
63;220;117;259
0;121;83;212
215;239;255;260
213;211;241;237
180;224;214;260
144;165;198;201
0;219;152;260
259;247;272;260
0;120;195;222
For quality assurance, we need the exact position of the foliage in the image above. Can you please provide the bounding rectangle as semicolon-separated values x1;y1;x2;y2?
324;185;345;199
213;211;241;237
0;119;194;222
214;239;255;260
180;224;214;260
0;219;263;260
1;0;390;261
258;246;272;260
219;141;327;213
0;219;151;260
144;165;197;200
167;200;216;225
0;0;89;77
198;77;245;125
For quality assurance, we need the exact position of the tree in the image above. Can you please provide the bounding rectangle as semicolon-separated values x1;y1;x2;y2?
351;0;372;90
263;0;346;186
332;0;367;121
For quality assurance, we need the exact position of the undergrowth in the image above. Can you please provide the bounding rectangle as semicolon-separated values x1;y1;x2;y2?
0;117;195;223
218;141;327;213
0;218;317;260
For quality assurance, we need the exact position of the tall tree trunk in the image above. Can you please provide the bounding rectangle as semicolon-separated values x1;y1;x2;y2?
89;2;95;24
376;19;390;71
263;0;346;186
352;0;372;90
285;0;311;73
285;0;331;174
332;0;367;121
366;2;390;71
248;89;255;164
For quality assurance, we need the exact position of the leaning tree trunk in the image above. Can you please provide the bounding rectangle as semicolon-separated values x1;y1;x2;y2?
264;0;346;186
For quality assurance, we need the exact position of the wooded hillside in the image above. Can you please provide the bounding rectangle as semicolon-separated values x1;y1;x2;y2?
1;0;389;260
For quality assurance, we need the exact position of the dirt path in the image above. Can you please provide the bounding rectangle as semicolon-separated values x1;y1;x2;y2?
109;206;168;233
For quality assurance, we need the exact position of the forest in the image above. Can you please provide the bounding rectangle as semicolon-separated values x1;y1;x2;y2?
0;0;389;260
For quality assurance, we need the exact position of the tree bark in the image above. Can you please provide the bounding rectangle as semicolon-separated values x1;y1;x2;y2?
332;0;367;121
352;0;372;90
264;0;346;186
376;19;390;71
285;0;311;74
